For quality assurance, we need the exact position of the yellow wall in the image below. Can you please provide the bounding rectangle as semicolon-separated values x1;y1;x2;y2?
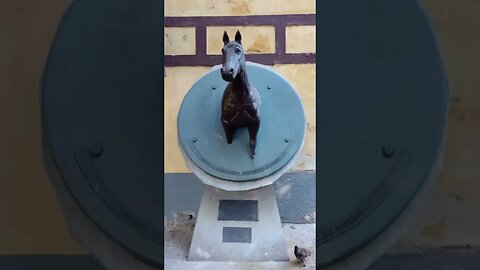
0;0;85;254
164;0;315;17
165;25;319;56
392;0;480;249
164;27;196;55
286;26;316;53
207;26;276;55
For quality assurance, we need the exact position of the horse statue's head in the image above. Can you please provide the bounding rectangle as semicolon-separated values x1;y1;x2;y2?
220;30;245;82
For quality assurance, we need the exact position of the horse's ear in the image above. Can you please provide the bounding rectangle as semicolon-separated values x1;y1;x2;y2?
223;31;230;45
235;30;242;44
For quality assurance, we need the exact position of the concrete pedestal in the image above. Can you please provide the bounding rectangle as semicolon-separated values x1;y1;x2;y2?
177;62;305;263
187;185;289;262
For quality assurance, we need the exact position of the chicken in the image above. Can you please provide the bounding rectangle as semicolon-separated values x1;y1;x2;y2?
294;245;311;266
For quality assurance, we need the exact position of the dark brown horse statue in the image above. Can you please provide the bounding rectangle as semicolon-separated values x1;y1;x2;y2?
220;30;261;159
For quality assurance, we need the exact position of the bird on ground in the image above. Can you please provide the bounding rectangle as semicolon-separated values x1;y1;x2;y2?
294;245;311;266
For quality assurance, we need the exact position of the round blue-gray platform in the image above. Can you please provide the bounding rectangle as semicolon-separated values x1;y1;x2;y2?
177;62;306;191
41;0;449;269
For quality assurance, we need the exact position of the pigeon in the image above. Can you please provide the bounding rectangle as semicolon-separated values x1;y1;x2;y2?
294;245;311;266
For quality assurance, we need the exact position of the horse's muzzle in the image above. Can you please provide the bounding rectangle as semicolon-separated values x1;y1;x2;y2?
221;69;234;82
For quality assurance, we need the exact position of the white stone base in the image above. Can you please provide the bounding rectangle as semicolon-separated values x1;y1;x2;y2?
188;185;289;261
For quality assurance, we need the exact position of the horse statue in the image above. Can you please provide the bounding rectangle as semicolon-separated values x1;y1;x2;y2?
220;30;261;159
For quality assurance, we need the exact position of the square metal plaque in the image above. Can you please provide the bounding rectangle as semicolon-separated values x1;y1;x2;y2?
218;200;258;221
222;227;252;243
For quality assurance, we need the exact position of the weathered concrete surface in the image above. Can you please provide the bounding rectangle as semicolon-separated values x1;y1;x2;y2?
165;221;316;269
164;172;316;224
2;252;480;270
187;185;289;261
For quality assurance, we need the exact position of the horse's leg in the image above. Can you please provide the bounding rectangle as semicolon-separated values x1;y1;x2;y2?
248;117;260;159
222;121;234;144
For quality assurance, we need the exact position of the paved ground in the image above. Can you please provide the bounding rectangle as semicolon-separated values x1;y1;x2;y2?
164;220;316;270
0;220;478;270
1;249;480;269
